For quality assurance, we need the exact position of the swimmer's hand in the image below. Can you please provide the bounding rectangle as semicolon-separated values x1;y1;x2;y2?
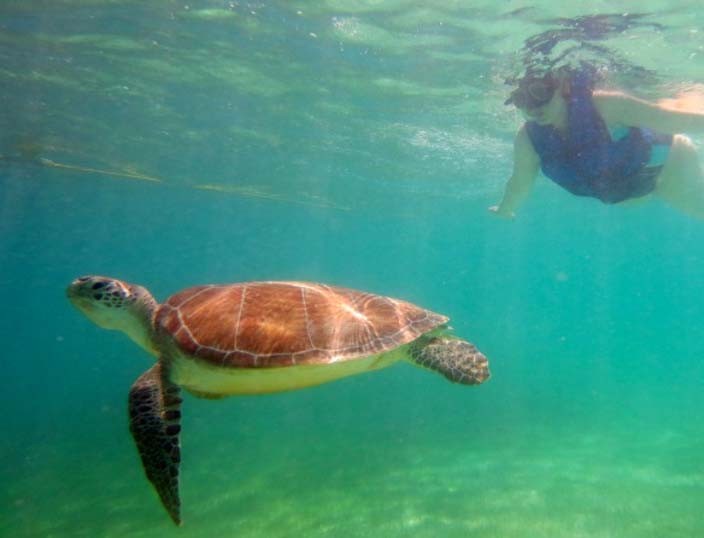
488;205;515;219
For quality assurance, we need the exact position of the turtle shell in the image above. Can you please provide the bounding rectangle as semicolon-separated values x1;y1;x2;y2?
155;281;448;368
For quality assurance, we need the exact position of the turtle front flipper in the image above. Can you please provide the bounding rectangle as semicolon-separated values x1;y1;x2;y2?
128;362;183;525
409;336;490;385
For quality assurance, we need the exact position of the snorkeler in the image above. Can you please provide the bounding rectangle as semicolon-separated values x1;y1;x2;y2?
490;67;704;219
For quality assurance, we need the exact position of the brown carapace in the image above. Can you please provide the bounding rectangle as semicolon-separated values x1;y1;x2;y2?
156;281;449;367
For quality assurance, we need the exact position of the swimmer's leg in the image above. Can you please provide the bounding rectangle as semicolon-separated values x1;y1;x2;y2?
654;134;704;219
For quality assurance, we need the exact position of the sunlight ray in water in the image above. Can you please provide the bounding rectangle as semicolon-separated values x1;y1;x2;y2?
38;158;163;183
194;183;350;210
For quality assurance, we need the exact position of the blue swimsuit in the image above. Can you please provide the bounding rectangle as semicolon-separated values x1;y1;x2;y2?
525;75;672;204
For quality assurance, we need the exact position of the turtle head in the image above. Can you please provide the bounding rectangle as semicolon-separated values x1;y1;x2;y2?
67;276;158;354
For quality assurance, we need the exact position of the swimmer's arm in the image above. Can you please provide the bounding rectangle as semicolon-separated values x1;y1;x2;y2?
489;125;540;219
595;91;704;134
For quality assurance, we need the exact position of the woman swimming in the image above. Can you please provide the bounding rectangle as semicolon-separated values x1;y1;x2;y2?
491;68;704;219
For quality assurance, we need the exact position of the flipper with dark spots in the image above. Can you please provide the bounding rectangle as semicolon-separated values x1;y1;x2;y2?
128;362;183;525
409;336;490;385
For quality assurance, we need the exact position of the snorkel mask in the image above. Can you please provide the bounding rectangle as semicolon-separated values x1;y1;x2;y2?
505;73;559;109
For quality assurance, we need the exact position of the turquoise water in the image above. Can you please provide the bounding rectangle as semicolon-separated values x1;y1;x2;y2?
3;1;704;536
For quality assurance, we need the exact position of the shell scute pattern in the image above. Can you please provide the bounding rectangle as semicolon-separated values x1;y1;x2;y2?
155;282;448;367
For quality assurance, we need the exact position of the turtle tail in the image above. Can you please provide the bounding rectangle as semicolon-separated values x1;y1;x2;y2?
128;361;183;525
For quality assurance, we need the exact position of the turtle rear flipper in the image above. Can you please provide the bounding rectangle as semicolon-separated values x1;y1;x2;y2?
410;337;490;385
128;362;183;525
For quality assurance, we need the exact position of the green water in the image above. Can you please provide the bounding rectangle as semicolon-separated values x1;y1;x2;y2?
2;1;704;536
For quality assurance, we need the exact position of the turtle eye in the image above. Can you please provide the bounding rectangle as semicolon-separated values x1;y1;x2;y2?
92;281;107;290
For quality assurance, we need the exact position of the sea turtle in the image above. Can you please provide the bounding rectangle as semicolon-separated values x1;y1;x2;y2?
67;276;490;525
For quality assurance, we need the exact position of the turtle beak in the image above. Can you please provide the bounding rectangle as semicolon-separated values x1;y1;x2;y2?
67;276;118;309
67;277;96;312
67;277;88;299
67;276;132;330
68;276;98;299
